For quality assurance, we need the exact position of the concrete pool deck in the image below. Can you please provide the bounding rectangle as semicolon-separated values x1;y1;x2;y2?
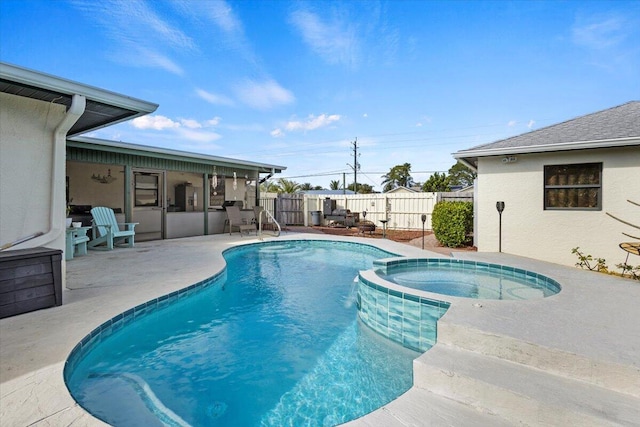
1;232;639;426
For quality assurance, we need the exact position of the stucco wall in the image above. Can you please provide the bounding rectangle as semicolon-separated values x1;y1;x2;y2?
476;146;640;267
0;92;66;252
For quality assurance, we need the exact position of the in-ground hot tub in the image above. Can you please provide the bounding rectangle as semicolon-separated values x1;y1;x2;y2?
372;258;561;300
356;257;561;352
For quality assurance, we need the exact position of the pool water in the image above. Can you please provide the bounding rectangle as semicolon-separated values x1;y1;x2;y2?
65;241;421;426
374;259;560;300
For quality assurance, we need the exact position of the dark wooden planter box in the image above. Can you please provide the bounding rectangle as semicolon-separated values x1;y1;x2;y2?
0;247;63;319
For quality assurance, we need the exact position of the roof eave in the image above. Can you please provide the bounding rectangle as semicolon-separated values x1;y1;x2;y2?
0;62;158;114
453;137;640;160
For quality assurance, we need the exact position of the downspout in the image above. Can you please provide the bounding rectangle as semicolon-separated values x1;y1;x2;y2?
11;94;86;250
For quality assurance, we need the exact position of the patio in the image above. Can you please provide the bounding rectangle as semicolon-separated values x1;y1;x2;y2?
1;232;639;426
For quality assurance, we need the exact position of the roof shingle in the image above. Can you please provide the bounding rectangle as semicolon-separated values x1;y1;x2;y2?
463;101;640;153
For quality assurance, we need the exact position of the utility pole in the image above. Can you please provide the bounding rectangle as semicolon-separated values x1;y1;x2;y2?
342;172;346;195
351;138;359;194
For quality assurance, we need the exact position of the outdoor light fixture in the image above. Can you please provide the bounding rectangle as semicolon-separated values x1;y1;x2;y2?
496;201;505;252
421;214;427;250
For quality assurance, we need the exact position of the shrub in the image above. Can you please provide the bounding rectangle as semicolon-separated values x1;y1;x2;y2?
571;247;608;273
432;201;473;248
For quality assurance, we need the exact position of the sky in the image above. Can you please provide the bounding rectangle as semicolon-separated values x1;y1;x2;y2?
1;0;639;191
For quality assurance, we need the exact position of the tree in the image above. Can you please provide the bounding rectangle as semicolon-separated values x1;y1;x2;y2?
448;162;477;188
260;181;279;193
347;182;375;194
329;180;341;190
422;172;450;192
299;183;313;191
381;163;414;192
277;178;300;194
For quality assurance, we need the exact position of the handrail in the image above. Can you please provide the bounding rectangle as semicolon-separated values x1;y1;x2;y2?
1;232;45;251
257;208;281;239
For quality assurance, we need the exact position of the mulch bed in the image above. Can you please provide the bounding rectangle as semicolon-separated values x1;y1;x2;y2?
307;225;430;242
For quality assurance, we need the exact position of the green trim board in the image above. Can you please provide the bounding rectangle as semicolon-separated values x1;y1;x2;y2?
67;136;285;176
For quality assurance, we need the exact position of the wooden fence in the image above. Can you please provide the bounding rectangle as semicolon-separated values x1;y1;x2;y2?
274;194;305;225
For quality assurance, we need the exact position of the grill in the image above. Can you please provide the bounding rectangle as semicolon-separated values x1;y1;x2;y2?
324;209;360;227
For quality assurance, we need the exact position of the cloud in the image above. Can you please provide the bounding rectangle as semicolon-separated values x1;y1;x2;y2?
71;0;196;74
130;114;223;143
285;114;341;132
196;88;235;106
363;113;368;118
234;79;295;110
527;120;535;129
416;115;433;127
180;119;202;129
170;0;259;65
270;128;285;138
206;117;222;126
507;120;517;127
271;114;341;137
289;9;358;67
132;115;181;130
572;15;628;50
176;128;221;143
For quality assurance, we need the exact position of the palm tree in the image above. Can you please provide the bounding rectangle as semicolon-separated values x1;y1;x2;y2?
381;163;414;192
260;181;279;193
299;183;313;191
329;180;341;190
277;178;301;194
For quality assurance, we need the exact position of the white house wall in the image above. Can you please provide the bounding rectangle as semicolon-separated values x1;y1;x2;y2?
476;146;640;267
0;92;66;252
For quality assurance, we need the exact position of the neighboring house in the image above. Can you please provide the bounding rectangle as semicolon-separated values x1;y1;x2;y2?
299;189;356;196
454;101;640;267
0;62;285;263
385;186;419;194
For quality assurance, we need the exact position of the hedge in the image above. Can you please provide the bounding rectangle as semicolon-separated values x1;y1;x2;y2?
432;201;473;248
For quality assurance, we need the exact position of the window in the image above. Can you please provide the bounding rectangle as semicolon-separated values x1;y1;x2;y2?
544;163;602;210
134;173;159;207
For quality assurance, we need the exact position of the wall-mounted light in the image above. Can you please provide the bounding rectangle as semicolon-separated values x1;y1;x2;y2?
501;156;517;164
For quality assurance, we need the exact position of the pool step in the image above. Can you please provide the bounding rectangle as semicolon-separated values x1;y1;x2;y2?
343;386;513;427
437;322;640;398
413;344;640;426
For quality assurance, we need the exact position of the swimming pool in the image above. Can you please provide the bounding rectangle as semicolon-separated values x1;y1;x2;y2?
372;258;561;300
64;241;436;426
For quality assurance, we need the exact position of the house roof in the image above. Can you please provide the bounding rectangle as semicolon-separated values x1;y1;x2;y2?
300;189;355;195
385;186;419;194
68;136;286;174
0;62;158;136
453;101;640;168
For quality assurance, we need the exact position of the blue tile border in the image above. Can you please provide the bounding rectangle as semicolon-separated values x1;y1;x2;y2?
357;273;450;352
372;257;562;297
